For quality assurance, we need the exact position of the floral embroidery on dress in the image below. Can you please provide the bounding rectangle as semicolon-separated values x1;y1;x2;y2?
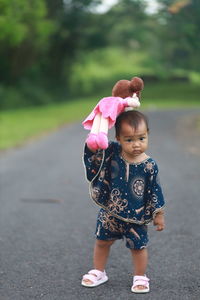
144;160;155;174
88;151;103;167
151;193;158;203
107;188;128;214
98;210;124;233
98;168;109;185
131;178;145;198
91;187;101;201
135;206;144;214
145;194;160;216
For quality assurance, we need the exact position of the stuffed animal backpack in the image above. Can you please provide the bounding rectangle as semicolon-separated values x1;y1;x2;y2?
82;76;144;150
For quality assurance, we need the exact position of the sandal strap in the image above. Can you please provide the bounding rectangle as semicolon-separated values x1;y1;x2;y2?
83;274;98;282
133;275;150;288
83;269;105;282
89;269;106;278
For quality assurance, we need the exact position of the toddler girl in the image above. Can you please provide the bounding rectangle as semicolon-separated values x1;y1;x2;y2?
82;110;165;293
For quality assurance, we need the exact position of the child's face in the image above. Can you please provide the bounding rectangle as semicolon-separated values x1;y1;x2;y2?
116;121;148;160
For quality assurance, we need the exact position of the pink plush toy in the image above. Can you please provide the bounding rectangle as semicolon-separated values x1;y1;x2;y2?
82;76;144;150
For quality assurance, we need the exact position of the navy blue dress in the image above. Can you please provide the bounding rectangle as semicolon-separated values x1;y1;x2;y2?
83;142;165;225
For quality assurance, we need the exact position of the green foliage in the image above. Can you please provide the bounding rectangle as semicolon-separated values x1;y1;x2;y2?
69;47;151;96
143;82;200;104
0;0;200;110
0;0;27;46
1;82;68;111
154;0;200;71
42;0;102;83
0;0;55;82
96;0;148;47
0;0;54;46
69;46;200;96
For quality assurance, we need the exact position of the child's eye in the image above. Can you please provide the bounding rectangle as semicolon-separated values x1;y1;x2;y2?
125;138;132;142
139;137;145;141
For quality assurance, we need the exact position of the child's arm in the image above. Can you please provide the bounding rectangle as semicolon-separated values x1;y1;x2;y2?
153;210;165;231
144;161;165;225
83;142;115;182
83;144;104;182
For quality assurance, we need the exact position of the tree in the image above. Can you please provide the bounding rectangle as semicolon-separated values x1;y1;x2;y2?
154;0;200;71
104;0;149;48
0;0;54;83
43;0;102;86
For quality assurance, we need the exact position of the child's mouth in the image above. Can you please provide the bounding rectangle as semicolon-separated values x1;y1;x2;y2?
133;150;141;155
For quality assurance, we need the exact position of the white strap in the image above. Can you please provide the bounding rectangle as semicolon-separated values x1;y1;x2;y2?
89;269;105;278
133;275;149;288
83;269;105;282
83;274;98;282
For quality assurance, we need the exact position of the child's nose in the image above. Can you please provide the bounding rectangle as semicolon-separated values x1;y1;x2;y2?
133;140;139;146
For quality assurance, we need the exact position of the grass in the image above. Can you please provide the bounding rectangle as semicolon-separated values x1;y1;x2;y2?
0;98;96;150
0;82;200;150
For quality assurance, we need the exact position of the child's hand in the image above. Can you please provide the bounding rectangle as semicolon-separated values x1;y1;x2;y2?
153;211;165;231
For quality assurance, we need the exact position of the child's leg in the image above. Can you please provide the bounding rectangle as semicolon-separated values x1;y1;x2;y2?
130;248;148;291
82;239;115;285
125;223;149;291
130;248;148;276
93;239;115;271
82;209;122;286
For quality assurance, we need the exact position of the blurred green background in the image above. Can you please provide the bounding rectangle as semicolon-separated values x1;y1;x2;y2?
0;0;200;149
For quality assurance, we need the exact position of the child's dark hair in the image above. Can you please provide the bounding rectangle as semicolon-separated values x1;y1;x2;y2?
115;110;149;137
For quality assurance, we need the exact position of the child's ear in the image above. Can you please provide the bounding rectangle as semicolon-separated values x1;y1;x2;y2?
116;135;120;141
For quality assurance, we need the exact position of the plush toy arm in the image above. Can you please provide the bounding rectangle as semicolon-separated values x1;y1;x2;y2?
120;93;140;108
126;93;140;108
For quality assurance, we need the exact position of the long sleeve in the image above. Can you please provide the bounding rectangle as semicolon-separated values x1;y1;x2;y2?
144;164;165;221
83;145;104;182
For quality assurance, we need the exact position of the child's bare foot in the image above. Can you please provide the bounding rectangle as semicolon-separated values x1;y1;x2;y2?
134;285;147;290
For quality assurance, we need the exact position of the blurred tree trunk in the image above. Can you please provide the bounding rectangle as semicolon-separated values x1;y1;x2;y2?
44;0;102;87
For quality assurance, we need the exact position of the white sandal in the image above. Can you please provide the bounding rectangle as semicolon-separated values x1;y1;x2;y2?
81;269;108;287
131;275;150;293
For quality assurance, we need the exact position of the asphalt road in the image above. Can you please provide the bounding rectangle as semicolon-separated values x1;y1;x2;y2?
0;109;200;300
